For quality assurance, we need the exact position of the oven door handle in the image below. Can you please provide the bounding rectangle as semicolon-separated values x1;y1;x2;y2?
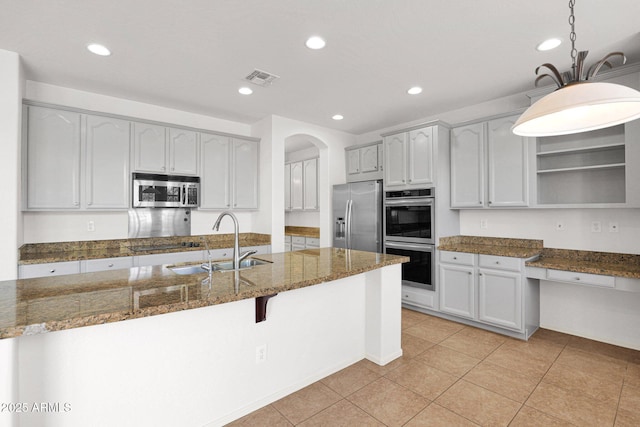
384;241;434;252
384;197;434;207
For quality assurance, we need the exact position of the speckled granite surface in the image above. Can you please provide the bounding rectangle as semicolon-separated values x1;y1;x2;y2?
285;226;320;238
18;233;271;265
438;235;543;258
1;248;408;339
526;248;640;279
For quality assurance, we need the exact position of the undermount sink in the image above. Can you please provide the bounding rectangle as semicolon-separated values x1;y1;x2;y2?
169;258;271;275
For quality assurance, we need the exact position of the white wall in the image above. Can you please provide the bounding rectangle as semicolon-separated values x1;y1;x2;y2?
0;48;23;427
254;115;355;251
22;81;257;242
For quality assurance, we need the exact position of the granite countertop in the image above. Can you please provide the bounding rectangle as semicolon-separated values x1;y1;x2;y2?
526;248;640;279
0;248;408;339
18;233;271;265
438;235;544;259
285;226;320;238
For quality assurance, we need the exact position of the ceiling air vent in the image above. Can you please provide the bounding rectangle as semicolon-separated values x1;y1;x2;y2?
245;69;280;87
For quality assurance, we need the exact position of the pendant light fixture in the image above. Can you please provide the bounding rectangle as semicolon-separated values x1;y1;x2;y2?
512;0;640;137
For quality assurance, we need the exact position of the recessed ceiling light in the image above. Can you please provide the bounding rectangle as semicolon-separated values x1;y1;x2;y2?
306;36;326;50
238;87;253;95
87;43;111;56
332;114;344;121
407;86;423;95
536;38;562;51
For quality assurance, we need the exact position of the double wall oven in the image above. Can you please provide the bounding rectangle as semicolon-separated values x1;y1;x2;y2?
384;188;435;291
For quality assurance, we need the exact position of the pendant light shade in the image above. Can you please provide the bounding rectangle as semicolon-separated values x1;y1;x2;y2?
512;82;640;136
512;0;640;137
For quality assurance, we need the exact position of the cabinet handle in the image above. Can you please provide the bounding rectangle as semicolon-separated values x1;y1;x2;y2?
468;272;472;275
453;256;457;260
479;201;482;204
408;179;412;183
108;263;114;268
171;167;175;171
161;166;166;171
50;269;56;273
575;277;581;281
495;261;500;265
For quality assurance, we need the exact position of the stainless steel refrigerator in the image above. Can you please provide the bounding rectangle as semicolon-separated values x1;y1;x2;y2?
332;180;383;252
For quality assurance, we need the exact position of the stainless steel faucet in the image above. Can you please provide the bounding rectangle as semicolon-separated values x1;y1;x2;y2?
212;211;256;270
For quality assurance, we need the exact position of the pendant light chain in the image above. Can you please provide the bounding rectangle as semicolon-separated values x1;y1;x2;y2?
569;0;577;78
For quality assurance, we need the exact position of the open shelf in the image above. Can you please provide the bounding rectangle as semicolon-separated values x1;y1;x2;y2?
537;163;625;174
537;142;625;157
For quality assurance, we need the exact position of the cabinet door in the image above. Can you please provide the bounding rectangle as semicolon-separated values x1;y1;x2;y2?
360;145;379;173
85;115;130;209
408;127;434;186
290;161;304;210
232;138;259;209
26;106;81;209
303;158;318;210
451;123;485;208
284;163;292;210
439;264;475;319
478;268;522;331
384;133;407;187
200;133;231;209
487;116;529;207
168;128;198;175
133;122;167;173
346;149;360;175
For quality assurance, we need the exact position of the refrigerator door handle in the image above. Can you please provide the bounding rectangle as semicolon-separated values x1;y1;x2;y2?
346;199;353;249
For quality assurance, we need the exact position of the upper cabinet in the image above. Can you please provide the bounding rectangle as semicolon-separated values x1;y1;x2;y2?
24;106;130;211
25;106;82;209
383;125;435;189
132;123;198;175
450;114;529;209
200;134;259;210
345;141;383;183
285;157;318;211
85;115;131;209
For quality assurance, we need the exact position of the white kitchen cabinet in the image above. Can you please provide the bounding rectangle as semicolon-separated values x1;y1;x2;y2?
232;138;259;209
200;134;259;210
291;236;306;251
450;115;529;208
478;268;522;330
303;158;318;210
286;157;317;211
19;261;81;279
85;115;131;209
383;125;438;189
284;163;292;210
345;141;383;183
438;250;538;338
168;127;198;175
439;263;475;320
284;235;292;252
450;122;485;208
81;256;134;273
132;123;198;175
25;106;82;209
134;250;205;267
132;122;167;173
487;116;529;207
289;161;303;210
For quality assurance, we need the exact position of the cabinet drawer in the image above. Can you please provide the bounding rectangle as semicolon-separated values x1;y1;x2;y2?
305;237;320;248
479;255;521;272
292;236;306;245
284;235;292;243
546;269;615;288
19;261;81;279
439;251;474;266
402;286;436;309
83;257;133;273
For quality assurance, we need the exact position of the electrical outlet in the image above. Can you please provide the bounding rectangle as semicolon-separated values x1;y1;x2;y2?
480;219;488;229
555;222;565;231
87;221;95;232
591;221;601;233
609;222;619;233
256;344;267;364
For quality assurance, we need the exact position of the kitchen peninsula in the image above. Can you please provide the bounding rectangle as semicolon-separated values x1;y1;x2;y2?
1;248;407;427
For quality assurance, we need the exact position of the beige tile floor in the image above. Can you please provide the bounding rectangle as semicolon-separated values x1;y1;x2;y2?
229;308;640;426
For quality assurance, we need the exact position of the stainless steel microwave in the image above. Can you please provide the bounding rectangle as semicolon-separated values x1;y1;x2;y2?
132;173;200;208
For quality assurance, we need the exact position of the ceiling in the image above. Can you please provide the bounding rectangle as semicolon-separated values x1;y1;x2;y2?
2;0;639;135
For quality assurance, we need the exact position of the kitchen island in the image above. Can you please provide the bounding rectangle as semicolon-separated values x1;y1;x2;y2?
0;248;407;427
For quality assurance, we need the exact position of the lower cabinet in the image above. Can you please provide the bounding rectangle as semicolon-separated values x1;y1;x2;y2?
438;250;538;338
287;236;319;252
19;261;81;279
